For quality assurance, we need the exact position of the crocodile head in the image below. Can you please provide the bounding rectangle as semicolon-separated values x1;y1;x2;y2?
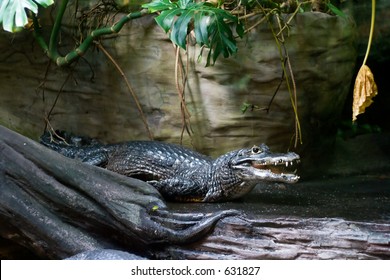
230;143;300;184
206;144;300;202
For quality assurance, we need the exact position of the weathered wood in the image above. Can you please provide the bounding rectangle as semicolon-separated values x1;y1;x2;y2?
165;217;390;259
0;125;238;259
0;125;389;259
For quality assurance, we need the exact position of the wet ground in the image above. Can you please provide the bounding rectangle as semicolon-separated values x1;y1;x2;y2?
168;174;390;223
170;133;390;224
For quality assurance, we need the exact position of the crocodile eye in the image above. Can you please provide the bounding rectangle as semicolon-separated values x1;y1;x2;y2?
251;146;262;154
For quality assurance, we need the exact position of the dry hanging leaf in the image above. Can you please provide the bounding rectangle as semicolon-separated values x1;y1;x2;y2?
352;65;378;121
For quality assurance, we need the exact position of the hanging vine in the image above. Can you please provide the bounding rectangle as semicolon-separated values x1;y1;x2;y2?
0;0;346;144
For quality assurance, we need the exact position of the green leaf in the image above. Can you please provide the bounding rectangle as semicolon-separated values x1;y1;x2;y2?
194;12;211;46
204;9;239;65
170;8;194;49
155;9;183;33
327;3;346;18
0;0;54;32
178;0;192;9
235;20;245;38
145;0;243;65
240;102;251;114
35;0;54;8
142;0;176;13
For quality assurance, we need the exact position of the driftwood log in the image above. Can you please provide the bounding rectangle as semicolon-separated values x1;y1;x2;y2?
0;125;238;259
165;217;390;259
0;125;389;259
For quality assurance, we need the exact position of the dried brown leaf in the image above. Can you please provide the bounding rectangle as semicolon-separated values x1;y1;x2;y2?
352;65;378;121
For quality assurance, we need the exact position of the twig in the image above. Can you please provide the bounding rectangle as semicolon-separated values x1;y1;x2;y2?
95;42;153;140
276;3;302;37
32;2;150;66
276;16;301;146
285;47;300;147
362;0;375;66
42;66;75;134
263;13;301;147
45;118;70;145
266;58;287;113
174;45;192;142
243;9;276;34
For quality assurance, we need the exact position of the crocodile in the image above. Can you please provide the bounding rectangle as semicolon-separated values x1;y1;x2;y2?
40;131;300;202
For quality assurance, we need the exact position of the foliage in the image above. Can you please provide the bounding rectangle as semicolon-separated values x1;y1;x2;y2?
143;0;244;66
0;0;346;67
0;0;54;32
327;2;346;17
353;65;377;122
0;0;353;143
352;0;376;122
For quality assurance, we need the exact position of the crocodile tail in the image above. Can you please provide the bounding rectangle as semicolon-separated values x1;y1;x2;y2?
39;130;108;166
40;130;101;147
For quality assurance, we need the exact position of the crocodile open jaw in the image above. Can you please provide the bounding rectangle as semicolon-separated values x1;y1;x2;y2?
232;151;300;184
251;156;300;183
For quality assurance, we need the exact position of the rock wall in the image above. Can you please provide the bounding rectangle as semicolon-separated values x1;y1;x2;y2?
0;8;357;173
186;12;357;158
